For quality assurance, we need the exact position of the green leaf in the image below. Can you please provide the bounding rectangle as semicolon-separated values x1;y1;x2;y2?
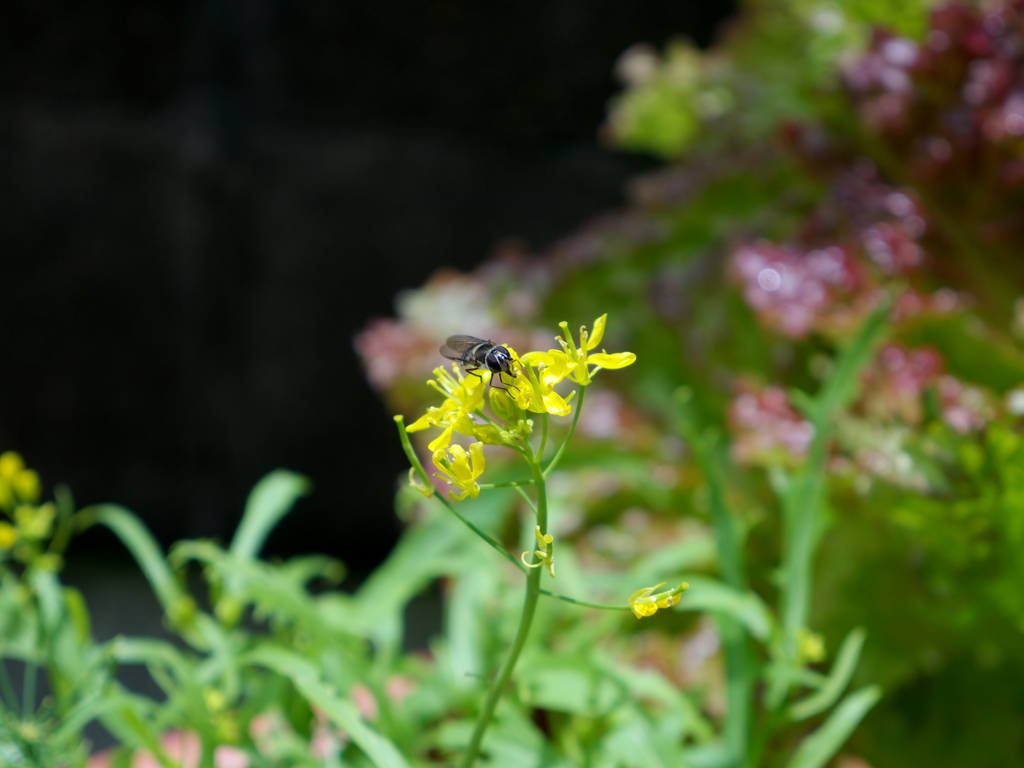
245;646;412;768
111;637;192;685
675;576;775;642
516;655;624;717
783;685;882;768
230;469;311;560
812;303;888;428
84;505;186;615
788;627;867;721
594;650;715;745
92;688;172;764
599;704;675;768
173;540;346;644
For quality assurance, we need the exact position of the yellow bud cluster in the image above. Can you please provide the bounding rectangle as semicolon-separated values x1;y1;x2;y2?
0;452;58;564
0;451;41;512
628;582;689;619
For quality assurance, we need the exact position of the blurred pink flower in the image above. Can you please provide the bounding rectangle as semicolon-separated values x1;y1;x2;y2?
350;682;379;722
861;343;943;425
354;318;434;391
730;242;864;338
94;730;249;768
385;674;417;704
937;375;992;433
729;383;814;465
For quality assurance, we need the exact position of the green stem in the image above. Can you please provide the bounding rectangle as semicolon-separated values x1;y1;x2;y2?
514;486;538;518
394;416;525;572
460;445;548;768
22;661;36;719
543;385;585;478
47;484;76;556
538;590;630;611
0;660;17;710
673;390;750;767
778;439;827;660
772;307;886;713
478;480;534;489
538;412;549;463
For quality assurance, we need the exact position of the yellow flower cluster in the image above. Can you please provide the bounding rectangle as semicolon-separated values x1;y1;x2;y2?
515;314;636;414
432;443;486;501
405;315;635;501
405;364;490;452
0;451;53;555
628;582;689;619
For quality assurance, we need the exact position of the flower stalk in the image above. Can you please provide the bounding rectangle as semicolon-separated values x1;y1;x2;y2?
395;315;646;766
459;434;548;768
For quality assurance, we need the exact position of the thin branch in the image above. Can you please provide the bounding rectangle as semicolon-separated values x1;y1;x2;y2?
543;385;585;478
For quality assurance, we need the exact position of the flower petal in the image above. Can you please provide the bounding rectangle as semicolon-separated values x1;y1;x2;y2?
405;411;436;432
468;442;486;478
588;351;636;369
586;314;607;350
537;388;572;416
519;351;556;367
428;424;455;451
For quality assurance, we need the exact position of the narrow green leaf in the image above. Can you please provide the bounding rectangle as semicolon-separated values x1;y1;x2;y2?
84;505;185;614
94;689;174;766
174;541;342;643
788;628;867;721
245;646;412;768
783;685;882;768
231;470;311;560
813;303;888;426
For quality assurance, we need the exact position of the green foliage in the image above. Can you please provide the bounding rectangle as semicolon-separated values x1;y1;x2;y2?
607;0;933;158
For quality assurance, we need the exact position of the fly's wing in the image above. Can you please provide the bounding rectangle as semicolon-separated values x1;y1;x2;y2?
440;335;487;360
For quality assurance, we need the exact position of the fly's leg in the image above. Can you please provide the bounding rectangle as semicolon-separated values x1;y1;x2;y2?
466;366;520;396
490;371;520;395
465;367;501;390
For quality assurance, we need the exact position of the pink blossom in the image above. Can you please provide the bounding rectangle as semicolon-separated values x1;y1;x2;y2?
861;343;943;424
730;242;861;338
729;384;815;465
937;375;991;433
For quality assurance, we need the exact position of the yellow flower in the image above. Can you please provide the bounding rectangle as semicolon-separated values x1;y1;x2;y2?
432;442;486;500
510;356;575;416
0;452;24;480
0;522;17;550
12;469;40;504
203;686;228;714
628;581;689;619
797;627;826;664
406;365;494;450
489;387;518;421
552;314;637;386
0;479;13;512
427;364;487;413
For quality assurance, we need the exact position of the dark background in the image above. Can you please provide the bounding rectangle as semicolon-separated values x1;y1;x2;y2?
0;0;734;573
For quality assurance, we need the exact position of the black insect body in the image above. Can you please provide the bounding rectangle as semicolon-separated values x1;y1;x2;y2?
440;335;518;390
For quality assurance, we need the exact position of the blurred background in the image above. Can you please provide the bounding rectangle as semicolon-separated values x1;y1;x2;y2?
0;0;733;571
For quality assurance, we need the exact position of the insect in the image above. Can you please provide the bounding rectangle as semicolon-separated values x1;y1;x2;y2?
440;335;518;390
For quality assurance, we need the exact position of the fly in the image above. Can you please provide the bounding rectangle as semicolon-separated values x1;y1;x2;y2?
440;335;518;390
